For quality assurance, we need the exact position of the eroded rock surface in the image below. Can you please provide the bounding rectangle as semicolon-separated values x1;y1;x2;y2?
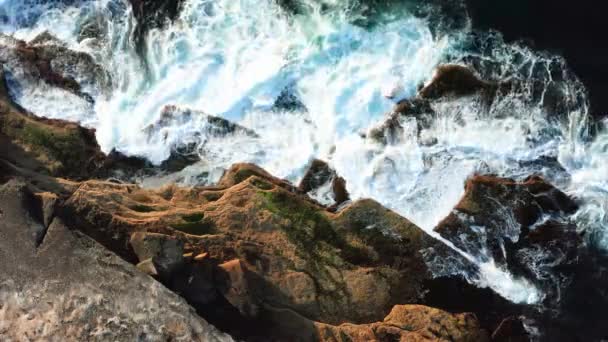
0;179;232;342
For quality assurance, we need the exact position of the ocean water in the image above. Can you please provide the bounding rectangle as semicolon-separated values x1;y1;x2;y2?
1;0;607;308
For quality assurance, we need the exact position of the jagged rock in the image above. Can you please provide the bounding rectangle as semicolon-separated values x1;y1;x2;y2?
0;32;111;103
431;174;605;339
298;159;350;207
367;64;513;146
418;64;497;100
0;179;232;341
218;162;295;190
0;68;108;179
434;175;578;267
315;305;489;342
367;98;434;144
136;258;159;276
60;163;436;329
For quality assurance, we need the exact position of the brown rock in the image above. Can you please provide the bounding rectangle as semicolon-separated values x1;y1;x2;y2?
315;305;489;342
418;64;493;100
434;175;578;264
194;252;209;261
136;258;159;276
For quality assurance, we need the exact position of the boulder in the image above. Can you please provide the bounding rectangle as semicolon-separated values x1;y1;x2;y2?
61;167;435;330
431;174;608;339
434;175;578;267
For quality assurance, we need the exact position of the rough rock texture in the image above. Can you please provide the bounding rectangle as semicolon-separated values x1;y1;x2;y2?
367;64;508;146
60;163;434;326
0;179;232;341
434;175;579;271
432;175;584;308
0;68;107;179
315;305;488;342
0;137;496;341
418;64;497;100
431;174;608;341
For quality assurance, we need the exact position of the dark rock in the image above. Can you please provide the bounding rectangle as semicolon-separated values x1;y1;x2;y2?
129;0;184;58
143;105;259;172
0;68;109;179
298;159;350;206
418;64;498;100
463;0;608;119
129;231;185;279
272;86;306;112
0;33;111;103
434;175;578;268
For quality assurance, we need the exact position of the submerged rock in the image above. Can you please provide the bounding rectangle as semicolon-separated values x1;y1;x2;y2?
129;0;184;58
418;64;496;100
434;175;578;267
143;105;259;172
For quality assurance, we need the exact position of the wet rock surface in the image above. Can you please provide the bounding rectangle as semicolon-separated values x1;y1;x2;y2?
0;32;111;103
433;174;608;341
298;159;350;208
463;0;608;119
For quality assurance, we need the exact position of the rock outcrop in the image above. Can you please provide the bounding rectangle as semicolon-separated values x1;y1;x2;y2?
0;179;232;341
0;32;111;103
434;175;578;266
0;68;107;179
59;163;435;329
432;174;608;341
